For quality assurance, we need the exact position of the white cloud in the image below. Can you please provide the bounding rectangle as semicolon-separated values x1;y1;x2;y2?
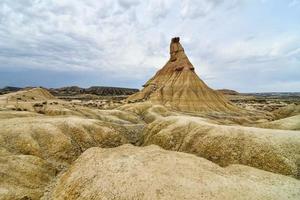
181;0;222;18
147;0;172;21
213;35;300;65
180;0;240;19
0;0;299;91
118;0;140;9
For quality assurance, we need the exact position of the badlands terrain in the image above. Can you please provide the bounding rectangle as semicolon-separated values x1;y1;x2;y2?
1;38;300;200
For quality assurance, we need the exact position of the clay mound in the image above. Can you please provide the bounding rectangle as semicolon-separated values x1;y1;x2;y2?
119;101;176;123
127;37;238;113
0;111;143;199
0;93;144;124
0;111;40;119
1;99;300;199
273;104;300;119
0;155;56;200
51;145;300;200
0;115;143;199
1;87;55;102
137;108;300;178
256;114;300;130
120;101;273;125
0;116;143;168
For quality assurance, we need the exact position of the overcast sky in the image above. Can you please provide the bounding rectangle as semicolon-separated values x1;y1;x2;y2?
0;0;299;92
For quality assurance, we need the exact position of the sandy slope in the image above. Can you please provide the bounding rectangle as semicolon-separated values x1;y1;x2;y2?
51;145;300;200
142;115;300;177
0;87;54;103
257;114;300;130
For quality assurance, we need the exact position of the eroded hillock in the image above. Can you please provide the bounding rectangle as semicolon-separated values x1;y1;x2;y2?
50;145;300;200
0;89;300;199
121;102;300;178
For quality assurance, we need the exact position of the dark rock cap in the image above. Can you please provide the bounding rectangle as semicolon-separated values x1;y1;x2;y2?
171;37;180;43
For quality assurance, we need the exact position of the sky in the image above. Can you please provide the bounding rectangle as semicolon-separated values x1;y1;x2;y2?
0;0;299;92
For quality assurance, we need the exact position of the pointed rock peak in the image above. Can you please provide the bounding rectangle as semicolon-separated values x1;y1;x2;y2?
171;37;180;43
127;37;239;113
170;37;185;62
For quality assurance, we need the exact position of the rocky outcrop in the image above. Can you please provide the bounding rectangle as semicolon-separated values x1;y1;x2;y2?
141;114;300;178
127;37;238;113
120;102;300;178
0;155;56;200
0;116;143;169
0;114;143;200
256;114;300;130
273;104;300;119
51;145;300;200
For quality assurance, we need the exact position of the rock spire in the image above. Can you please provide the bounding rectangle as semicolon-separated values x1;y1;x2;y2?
127;37;238;112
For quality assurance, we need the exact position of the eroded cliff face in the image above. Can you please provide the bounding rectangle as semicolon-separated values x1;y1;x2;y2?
127;37;238;113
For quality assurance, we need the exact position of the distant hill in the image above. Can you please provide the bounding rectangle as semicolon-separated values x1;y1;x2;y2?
217;89;239;95
0;86;22;95
49;86;139;96
0;86;139;96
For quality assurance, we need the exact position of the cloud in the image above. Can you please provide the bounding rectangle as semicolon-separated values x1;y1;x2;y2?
181;0;220;19
118;0;140;9
0;0;299;92
188;35;300;92
180;0;240;19
0;0;169;74
211;36;300;65
147;0;172;21
0;1;136;71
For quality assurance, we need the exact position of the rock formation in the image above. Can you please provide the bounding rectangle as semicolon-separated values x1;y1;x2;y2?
0;87;55;103
120;102;300;178
141;113;300;178
127;37;238;113
51;145;300;200
0;115;142;199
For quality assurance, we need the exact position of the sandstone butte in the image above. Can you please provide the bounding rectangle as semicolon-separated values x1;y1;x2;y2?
127;37;239;113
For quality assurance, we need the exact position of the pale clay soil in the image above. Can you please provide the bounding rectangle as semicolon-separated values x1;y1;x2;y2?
0;88;300;200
